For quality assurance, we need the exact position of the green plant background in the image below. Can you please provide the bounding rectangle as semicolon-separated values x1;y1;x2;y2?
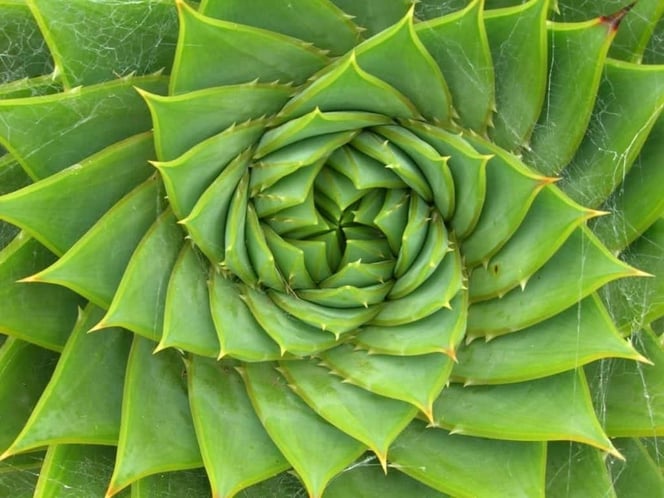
0;0;663;497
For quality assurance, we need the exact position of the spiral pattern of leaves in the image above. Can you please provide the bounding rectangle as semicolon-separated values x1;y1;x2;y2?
0;0;663;497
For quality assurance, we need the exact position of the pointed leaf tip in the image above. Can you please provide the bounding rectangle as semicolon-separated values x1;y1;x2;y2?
600;2;636;31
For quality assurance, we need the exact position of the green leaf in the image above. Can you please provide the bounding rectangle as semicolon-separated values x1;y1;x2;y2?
329;0;412;36
0;1;53;82
29;0;178;87
324;464;449;498
371;248;463;327
208;273;281;361
586;329;664;437
404;121;490;238
30;178;164;308
0;75;167;179
108;337;202;495
241;362;365;498
320;344;453;419
154;120;263;219
256;110;390;159
561;59;664;207
95;210;184;340
3;305;130;455
0;338;58;454
468;185;594;301
130;469;210;498
454;294;644;384
188;357;289;498
278;53;420;122
0;234;82;351
182;150;251;264
433;370;617;454
171;2;328;94
357;292;467;357
523;17;616;175
268;289;381;338
199;0;361;56
280;358;417;468
0;452;45;498
545;442;615;498
158;245;219;358
592;114;664;252
609;0;664;62
390;421;546;498
34;445;117;498
609;438;664;498
601;217;664;332
461;136;548;266
466;226;643;339
0;133;155;255
241;286;338;356
356;7;452;123
373;125;455;220
416;0;494;131
141;83;293;162
484;0;548;150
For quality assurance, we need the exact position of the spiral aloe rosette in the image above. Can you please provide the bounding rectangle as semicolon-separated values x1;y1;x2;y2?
1;0;664;497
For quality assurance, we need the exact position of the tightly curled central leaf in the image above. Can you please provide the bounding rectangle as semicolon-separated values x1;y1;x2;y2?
178;111;464;339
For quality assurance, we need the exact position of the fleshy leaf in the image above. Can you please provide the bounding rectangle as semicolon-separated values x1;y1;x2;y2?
158;245;219;358
3;305;130;456
28;0;178;87
29;178;164;308
0;338;58;455
154;120;263;219
357;292;467;357
280;358;417;468
241;362;365;498
188;357;289;498
0;75;167;179
0;234;82;351
199;0;361;56
390;421;546;498
0;133;155;255
329;0;412;36
34;445;117;498
466;226;643;339
468;185;594;301
171;2;328;94
95;210;184;340
586;329;664;437
561;59;664;207
484;0;548;150
108;337;202;496
524;16;617;175
454;294;644;384
356;7;452;123
432;369;617;455
141;84;293;162
320;344;453;419
278;53;420;122
208;273;282;361
545;442;615;498
416;0;494;131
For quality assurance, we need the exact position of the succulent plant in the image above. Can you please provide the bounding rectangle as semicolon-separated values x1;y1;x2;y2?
1;0;663;496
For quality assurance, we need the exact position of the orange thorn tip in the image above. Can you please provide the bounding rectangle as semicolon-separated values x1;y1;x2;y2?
87;321;108;333
445;348;458;363
600;2;635;31
152;342;167;354
376;451;389;474
16;273;40;283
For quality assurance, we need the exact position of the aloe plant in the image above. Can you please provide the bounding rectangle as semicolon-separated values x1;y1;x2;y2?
1;0;663;496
